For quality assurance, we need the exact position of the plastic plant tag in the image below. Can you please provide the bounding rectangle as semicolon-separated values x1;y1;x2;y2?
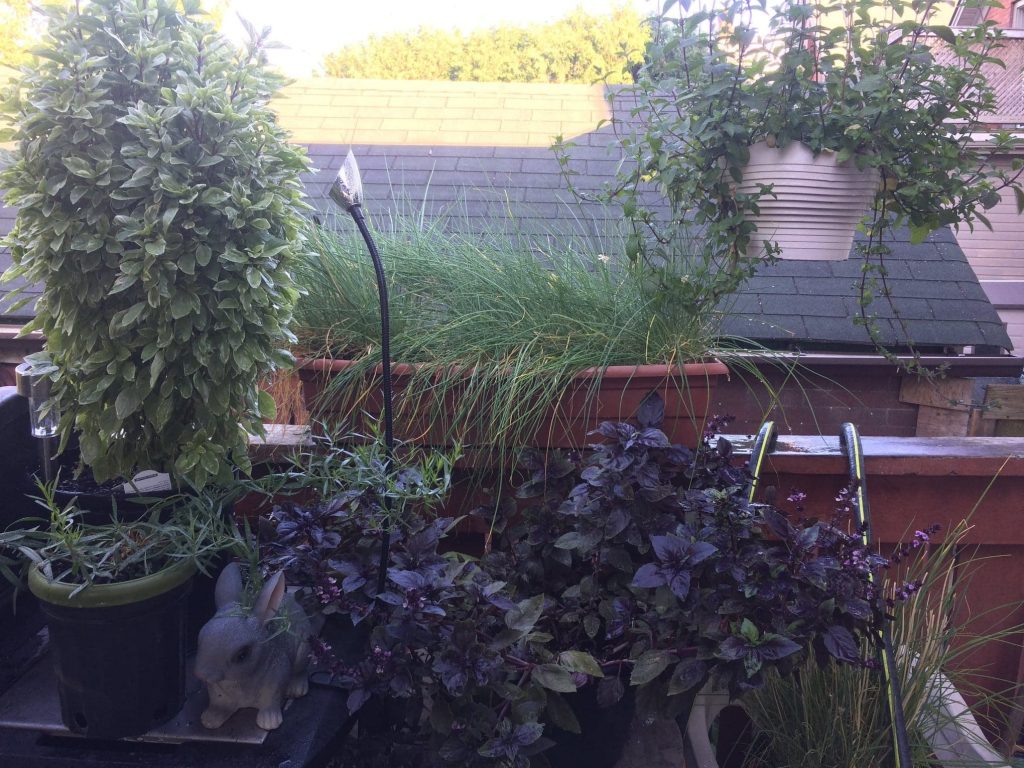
122;470;173;495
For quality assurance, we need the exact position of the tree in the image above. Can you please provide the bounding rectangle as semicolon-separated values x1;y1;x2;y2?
0;0;42;69
323;6;650;84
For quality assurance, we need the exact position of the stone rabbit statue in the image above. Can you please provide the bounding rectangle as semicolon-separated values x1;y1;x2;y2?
195;562;311;730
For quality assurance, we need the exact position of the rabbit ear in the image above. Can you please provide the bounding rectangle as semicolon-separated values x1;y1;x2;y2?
214;562;244;608
253;571;286;625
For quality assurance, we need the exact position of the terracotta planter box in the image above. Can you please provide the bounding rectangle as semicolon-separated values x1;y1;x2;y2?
298;359;729;450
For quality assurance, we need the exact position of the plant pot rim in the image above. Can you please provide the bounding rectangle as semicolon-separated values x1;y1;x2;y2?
297;357;729;381
27;557;196;609
746;139;876;169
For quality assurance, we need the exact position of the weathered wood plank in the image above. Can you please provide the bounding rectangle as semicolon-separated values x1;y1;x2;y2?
915;404;970;436
722;433;1024;462
981;384;1024;421
899;376;975;412
247;424;312;461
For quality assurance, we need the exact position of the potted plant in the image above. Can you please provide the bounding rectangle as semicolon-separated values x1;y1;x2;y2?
0;483;237;738
0;0;309;737
293;218;728;468
0;0;310;495
258;398;915;767
564;0;1024;292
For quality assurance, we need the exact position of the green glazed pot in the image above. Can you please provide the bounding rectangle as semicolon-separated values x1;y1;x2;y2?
28;558;197;738
28;557;196;608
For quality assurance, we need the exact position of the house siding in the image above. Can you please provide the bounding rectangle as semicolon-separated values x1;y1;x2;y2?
953;157;1024;281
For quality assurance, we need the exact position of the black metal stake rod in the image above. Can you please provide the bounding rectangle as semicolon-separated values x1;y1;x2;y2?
351;205;394;596
329;151;394;597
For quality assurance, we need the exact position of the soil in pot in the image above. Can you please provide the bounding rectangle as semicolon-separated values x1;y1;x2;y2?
29;560;195;739
50;446;178;526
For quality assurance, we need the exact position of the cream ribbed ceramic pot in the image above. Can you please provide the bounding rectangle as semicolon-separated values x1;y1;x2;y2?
740;140;878;261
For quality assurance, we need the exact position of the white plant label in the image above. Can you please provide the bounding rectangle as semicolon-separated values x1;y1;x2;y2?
122;470;173;494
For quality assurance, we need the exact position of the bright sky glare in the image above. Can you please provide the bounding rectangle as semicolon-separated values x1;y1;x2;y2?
222;0;657;76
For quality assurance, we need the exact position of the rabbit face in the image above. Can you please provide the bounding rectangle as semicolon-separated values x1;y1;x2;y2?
195;612;271;685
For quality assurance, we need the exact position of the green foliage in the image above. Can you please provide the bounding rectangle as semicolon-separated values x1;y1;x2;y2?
0;0;311;489
322;6;649;84
561;0;1024;346
743;520;1021;768
0;0;37;69
0;477;239;589
295;213;716;476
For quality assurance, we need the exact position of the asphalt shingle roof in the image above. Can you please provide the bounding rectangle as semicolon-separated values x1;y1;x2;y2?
0;79;1013;354
723;227;1013;352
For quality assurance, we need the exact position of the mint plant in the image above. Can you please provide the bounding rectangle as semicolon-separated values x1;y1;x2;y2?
557;0;1024;358
0;0;310;488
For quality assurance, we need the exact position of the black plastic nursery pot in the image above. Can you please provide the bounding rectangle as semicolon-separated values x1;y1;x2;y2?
51;446;180;526
542;685;637;768
27;559;195;739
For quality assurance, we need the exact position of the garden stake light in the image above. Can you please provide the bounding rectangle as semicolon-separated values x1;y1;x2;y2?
840;422;913;768
329;150;395;595
15;357;58;483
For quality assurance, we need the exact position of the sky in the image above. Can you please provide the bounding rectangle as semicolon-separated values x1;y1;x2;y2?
221;0;656;77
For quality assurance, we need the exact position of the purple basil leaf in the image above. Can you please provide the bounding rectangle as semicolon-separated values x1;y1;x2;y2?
757;635;803;661
688;541;718;565
637;427;671;448
513;722;545;746
651;534;686;562
797;525;821;549
716;636;748;661
554;529;602;551
631;563;665;589
389;569;426;591
478;736;513;759
822;625;860;662
604;505;632;538
635;390;665;429
593;422;625;440
840;597;872;621
667;569;691;601
762;508;792;539
341;573;367;593
346;687;369;715
669;658;707;695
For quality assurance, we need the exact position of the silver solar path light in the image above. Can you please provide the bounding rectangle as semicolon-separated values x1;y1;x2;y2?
15;356;58;483
328;150;394;456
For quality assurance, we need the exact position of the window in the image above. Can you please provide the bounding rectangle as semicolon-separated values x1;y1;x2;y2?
950;1;987;27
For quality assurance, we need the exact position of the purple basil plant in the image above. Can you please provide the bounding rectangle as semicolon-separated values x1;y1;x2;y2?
263;395;928;767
